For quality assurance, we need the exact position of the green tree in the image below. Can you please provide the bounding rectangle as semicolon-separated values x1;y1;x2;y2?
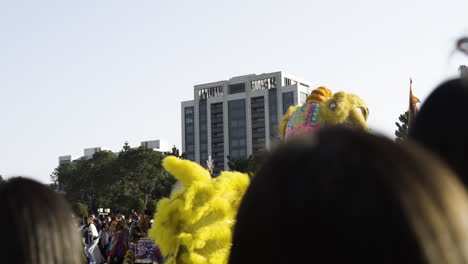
227;153;268;178
164;146;188;159
51;162;77;192
247;152;268;178
395;111;409;143
51;151;118;212
89;151;119;211
146;199;158;217
118;146;174;205
71;202;88;217
51;141;177;213
227;155;250;173
133;198;146;214
0;175;4;183
151;169;176;201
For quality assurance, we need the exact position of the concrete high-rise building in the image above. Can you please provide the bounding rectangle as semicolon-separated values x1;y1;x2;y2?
181;71;312;173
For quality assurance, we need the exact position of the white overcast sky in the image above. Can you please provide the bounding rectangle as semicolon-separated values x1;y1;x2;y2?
1;0;468;183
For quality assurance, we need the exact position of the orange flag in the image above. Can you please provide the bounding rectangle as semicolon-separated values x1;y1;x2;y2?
408;78;420;127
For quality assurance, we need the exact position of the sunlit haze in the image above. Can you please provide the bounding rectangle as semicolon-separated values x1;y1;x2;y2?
1;0;468;183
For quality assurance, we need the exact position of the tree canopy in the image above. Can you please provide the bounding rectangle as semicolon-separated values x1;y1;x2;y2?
395;111;409;143
51;143;180;214
71;202;88;217
227;153;268;178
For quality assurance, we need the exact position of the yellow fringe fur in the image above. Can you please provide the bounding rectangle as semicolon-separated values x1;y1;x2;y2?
148;156;250;264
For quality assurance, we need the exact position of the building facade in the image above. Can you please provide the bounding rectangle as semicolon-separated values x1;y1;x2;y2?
181;71;312;173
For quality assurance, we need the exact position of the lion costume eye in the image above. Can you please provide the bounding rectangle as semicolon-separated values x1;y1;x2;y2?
358;106;369;121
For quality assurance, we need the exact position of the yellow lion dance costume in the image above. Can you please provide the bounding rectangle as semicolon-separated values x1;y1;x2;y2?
149;86;368;264
148;156;250;264
279;86;369;140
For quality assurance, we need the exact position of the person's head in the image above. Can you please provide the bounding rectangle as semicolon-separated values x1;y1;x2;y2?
131;211;140;221
0;177;83;264
116;217;128;231
115;212;123;221
86;215;94;225
409;78;468;186
229;128;468;264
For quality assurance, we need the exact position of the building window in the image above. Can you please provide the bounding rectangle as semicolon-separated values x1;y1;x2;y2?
229;99;247;159
282;92;295;116
251;96;265;154
185;107;193;114
284;77;297;86
251;77;277;91
185;117;193;124
239;138;246;146
269;88;278;138
184;106;195;161
199;100;208;166
210;102;224;173
228;83;246;94
198;86;224;99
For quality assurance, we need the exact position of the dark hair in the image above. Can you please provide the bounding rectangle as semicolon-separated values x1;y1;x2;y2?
0;177;83;264
102;222;109;231
229;128;468;264
409;78;468;186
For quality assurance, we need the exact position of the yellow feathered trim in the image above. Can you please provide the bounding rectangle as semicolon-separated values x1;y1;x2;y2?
149;157;250;264
278;105;300;138
163;156;211;188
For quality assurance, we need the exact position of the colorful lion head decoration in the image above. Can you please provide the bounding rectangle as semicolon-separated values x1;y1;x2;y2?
279;86;369;140
148;156;250;264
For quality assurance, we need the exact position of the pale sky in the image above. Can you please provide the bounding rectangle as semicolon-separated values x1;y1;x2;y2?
1;0;468;183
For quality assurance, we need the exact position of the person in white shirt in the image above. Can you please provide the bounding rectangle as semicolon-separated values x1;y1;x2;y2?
82;216;100;264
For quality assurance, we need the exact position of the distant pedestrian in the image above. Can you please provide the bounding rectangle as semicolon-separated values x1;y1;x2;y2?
81;216;101;264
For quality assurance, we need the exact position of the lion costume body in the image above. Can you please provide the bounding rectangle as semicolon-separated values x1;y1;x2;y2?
148;156;250;264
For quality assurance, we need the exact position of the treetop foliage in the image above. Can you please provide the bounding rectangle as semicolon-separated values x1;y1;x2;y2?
395;111;409;143
51;143;183;214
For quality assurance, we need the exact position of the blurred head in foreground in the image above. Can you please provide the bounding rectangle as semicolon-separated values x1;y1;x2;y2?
409;78;468;187
230;128;468;264
0;177;83;264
